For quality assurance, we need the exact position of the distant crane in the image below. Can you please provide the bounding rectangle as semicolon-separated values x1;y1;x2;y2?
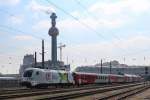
58;43;66;62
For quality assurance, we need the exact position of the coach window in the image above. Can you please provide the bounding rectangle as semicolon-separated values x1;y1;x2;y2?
36;71;39;75
84;75;86;79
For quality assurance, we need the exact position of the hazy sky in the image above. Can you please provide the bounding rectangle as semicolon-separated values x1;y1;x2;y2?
0;0;150;74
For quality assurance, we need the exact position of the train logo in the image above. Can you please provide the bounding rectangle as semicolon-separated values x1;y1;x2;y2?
46;73;51;80
58;72;68;83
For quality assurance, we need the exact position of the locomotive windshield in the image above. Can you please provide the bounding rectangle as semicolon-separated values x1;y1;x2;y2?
23;70;33;77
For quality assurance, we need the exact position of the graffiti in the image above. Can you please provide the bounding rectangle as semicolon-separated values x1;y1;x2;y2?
58;72;68;83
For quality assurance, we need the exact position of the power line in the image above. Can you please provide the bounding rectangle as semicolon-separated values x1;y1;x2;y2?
73;0;122;41
0;53;22;58
0;9;14;16
0;9;67;53
0;24;43;40
74;0;150;59
0;9;53;61
45;0;105;39
121;48;150;57
45;0;150;62
45;0;126;43
45;0;130;55
0;25;49;58
1;2;149;61
0;9;50;41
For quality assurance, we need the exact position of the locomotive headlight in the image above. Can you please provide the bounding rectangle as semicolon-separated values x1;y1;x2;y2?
31;81;37;86
29;77;33;80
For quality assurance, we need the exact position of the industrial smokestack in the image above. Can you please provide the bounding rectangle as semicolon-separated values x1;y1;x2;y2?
34;52;37;67
42;39;45;68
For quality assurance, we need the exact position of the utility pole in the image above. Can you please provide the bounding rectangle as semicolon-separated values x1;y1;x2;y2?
34;52;37;67
58;43;66;61
101;59;103;73
110;61;112;74
42;39;45;68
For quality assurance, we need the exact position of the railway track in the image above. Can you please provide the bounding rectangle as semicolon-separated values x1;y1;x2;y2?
0;83;113;96
0;84;101;95
36;82;146;100
0;87;56;95
0;82;147;100
97;82;150;100
0;84;119;99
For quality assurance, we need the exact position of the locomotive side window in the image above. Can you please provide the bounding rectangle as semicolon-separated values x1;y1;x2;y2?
23;70;33;77
36;71;39;75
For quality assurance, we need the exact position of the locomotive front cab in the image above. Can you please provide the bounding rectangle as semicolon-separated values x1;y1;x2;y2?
20;69;35;88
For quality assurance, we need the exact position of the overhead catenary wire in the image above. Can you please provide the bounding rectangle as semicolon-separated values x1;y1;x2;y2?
0;2;149;64
73;0;150;60
44;0;150;64
0;9;64;55
0;4;121;51
45;0;132;55
0;24;43;40
0;7;60;73
0;9;49;41
0;9;53;52
0;9;56;65
45;0;105;39
0;8;64;43
73;0;122;41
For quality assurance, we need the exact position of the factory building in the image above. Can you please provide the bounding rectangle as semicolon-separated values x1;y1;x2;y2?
75;66;149;76
75;60;150;78
20;13;71;76
19;54;70;76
